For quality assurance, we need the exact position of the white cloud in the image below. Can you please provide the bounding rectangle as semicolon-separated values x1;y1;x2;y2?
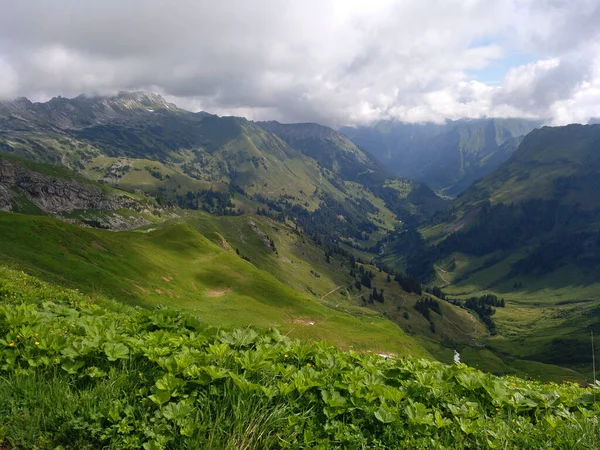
0;0;598;124
0;58;18;99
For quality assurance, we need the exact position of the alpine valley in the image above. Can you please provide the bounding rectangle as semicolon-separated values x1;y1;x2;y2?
0;92;599;448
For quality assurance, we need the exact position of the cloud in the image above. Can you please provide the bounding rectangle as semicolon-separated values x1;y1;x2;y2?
0;58;18;98
0;0;598;125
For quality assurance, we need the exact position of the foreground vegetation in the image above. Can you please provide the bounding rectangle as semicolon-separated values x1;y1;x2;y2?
1;268;598;449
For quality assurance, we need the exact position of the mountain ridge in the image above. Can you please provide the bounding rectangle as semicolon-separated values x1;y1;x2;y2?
341;117;541;196
0;92;446;245
380;123;600;376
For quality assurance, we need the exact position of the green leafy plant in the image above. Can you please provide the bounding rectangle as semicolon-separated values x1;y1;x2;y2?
0;266;598;449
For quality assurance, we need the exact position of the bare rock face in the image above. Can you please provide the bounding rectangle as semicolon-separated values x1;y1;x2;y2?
0;184;12;211
0;159;141;214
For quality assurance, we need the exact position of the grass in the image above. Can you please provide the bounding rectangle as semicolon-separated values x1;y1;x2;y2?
0;268;598;449
422;248;600;382
0;211;428;358
182;212;491;353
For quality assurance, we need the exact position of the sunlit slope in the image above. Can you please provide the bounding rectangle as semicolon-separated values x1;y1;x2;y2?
386;124;600;378
0;211;427;357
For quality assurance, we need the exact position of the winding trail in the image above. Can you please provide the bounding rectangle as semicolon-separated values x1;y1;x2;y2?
435;265;450;286
321;285;343;300
443;313;479;337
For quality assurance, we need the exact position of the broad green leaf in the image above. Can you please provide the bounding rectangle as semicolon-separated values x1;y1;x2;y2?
149;389;172;406
103;342;130;361
155;373;185;392
61;359;84;374
374;406;396;423
405;402;433;426
162;400;193;423
202;365;229;380
321;389;347;408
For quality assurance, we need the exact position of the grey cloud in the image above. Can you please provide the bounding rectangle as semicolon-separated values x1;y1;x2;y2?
493;56;593;114
0;0;598;125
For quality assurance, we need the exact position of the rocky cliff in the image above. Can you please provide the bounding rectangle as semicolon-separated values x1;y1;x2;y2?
0;158;148;215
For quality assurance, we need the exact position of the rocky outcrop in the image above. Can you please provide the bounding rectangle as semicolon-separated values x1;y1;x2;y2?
0;159;144;214
0;184;12;211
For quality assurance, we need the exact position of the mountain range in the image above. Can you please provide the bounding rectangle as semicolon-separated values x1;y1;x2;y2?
1;91;599;384
0;92;445;236
341;118;541;196
381;123;600;376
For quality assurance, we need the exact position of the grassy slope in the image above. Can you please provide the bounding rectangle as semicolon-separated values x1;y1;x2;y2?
457;124;600;209
0;153;479;374
179;212;489;354
389;125;600;381
1;266;597;449
0;211;428;358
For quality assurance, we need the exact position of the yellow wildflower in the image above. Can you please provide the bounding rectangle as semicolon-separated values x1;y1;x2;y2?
8;342;14;347
34;341;40;345
307;363;312;367
284;354;288;358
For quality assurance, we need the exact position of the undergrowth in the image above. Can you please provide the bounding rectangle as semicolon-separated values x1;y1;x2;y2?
0;267;598;449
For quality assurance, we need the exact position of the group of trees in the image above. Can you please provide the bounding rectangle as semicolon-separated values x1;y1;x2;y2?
414;298;442;332
172;189;242;216
425;286;446;300
414;298;442;320
353;265;376;290
446;293;506;335
370;287;385;303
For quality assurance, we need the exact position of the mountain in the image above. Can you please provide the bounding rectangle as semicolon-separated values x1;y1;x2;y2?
0;91;182;131
6;92;559;378
341;118;540;196
5;92;593;383
394;123;600;284
256;121;446;218
382;124;600;375
0;153;160;229
0;92;446;245
256;121;383;182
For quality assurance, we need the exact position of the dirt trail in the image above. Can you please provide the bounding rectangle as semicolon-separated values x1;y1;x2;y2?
443;312;481;345
321;285;342;300
445;206;482;234
435;266;450;286
205;288;231;297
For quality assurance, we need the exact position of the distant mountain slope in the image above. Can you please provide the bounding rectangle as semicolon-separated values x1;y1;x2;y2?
0;92;446;246
392;124;600;281
256;121;446;219
379;124;600;376
457;124;600;209
256;121;382;181
0;153;159;229
341;118;540;196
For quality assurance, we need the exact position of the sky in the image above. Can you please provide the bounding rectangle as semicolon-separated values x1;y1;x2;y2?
0;0;599;126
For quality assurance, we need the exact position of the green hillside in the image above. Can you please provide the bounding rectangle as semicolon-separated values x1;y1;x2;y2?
1;266;597;449
381;124;600;378
0;211;429;357
0;92;445;249
257;121;445;220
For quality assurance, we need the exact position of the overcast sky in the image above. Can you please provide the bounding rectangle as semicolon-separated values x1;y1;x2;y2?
0;0;599;126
